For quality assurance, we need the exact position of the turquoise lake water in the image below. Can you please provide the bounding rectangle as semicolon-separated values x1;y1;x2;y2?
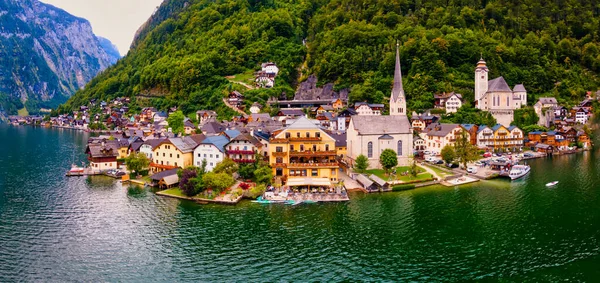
1;125;600;281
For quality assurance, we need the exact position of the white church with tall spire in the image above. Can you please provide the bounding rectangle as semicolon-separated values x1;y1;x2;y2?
346;42;413;168
390;42;407;116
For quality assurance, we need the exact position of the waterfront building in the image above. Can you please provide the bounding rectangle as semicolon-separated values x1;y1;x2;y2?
224;133;262;164
474;57;527;126
268;117;339;187
421;123;468;153
411;112;438;133
194;135;229;171
139;138;166;160
489;124;524;151
85;141;118;172
151;136;200;173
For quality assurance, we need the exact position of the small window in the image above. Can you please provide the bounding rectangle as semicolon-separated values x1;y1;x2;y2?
210;154;213;158
306;132;310;138
311;169;318;177
286;132;291;138
276;146;283;152
367;142;373;158
296;132;300;138
216;154;219;159
177;154;179;158
316;132;320;138
276;157;283;163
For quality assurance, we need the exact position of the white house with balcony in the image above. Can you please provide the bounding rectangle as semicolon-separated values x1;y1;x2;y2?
193;136;229;172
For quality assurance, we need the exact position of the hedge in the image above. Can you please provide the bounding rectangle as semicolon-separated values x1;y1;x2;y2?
392;184;416;191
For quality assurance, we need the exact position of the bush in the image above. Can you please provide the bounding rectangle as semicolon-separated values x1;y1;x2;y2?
392;184;416;191
245;184;266;199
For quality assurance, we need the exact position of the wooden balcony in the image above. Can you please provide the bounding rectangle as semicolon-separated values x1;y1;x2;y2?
272;163;287;168
270;138;289;143
289;150;337;157
227;150;255;155
272;151;287;157
232;159;255;164
288;162;338;168
289;136;322;142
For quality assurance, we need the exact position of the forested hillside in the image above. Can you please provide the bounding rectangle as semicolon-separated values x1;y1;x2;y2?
58;0;600;118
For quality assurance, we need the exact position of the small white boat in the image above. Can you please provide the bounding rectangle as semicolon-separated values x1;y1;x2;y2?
546;181;559;187
509;164;530;180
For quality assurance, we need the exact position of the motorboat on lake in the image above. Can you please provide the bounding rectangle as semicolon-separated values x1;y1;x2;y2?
546;181;559;187
509;164;530;180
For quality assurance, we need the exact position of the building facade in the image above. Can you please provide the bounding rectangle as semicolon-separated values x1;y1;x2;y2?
268;117;339;185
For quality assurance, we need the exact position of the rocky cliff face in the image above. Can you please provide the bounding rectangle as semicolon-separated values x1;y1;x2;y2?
294;75;349;101
0;0;120;113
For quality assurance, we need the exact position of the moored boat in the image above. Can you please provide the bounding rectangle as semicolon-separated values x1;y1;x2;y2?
509;164;530;180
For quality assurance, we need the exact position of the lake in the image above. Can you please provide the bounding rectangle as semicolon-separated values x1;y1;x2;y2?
1;125;599;281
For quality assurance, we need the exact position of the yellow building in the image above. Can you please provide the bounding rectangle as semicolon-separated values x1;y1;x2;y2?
491;124;524;151
151;136;200;173
269;117;339;189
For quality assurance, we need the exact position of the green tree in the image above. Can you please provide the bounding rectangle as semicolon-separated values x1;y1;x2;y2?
238;163;256;180
125;152;151;175
441;145;456;164
213;158;239;175
513;107;539;128
202;172;235;193
410;160;418;178
167;110;185;135
454;131;478;169
379;149;398;174
254;165;273;185
354;154;369;173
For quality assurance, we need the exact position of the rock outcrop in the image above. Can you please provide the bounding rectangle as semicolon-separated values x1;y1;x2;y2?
0;0;120;113
294;75;349;101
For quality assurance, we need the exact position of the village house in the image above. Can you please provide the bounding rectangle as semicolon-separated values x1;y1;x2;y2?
460;124;479;146
85;141;118;172
228;91;244;108
139;138;166;160
574;107;589;124
151;136;200;173
268;117;340;188
194;135;229;171
196;110;217;125
411;112;439;132
249;102;263;114
534;97;558;127
354;102;384;115
476;125;494;149
276;109;305;121
434;92;463;113
474;57;527;126
225;133;262;164
421;123;468;153
336;108;357;132
413;135;426;151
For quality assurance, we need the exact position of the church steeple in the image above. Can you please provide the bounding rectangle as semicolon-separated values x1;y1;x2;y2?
390;41;406;116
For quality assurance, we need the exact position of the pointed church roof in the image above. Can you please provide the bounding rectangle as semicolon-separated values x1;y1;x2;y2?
487;77;512;92
391;42;405;102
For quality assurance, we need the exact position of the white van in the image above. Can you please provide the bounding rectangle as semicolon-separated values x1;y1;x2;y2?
467;166;478;174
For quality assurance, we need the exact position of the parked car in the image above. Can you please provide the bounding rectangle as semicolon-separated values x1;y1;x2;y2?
424;150;431;155
467;166;478;174
446;163;459;168
435;159;444;165
474;161;483;166
483;152;492;158
523;153;534;158
115;171;126;176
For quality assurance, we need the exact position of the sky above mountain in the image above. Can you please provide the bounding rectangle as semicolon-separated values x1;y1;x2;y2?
39;0;164;56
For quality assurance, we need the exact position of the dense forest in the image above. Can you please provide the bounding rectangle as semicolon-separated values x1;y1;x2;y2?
57;0;600;118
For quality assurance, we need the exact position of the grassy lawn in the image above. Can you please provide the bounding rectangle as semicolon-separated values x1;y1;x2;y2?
18;107;29;117
159;188;189;198
227;70;255;84
365;166;432;182
421;163;452;177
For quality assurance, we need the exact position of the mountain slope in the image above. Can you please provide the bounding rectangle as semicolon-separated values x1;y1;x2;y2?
59;0;600;117
0;0;120;114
